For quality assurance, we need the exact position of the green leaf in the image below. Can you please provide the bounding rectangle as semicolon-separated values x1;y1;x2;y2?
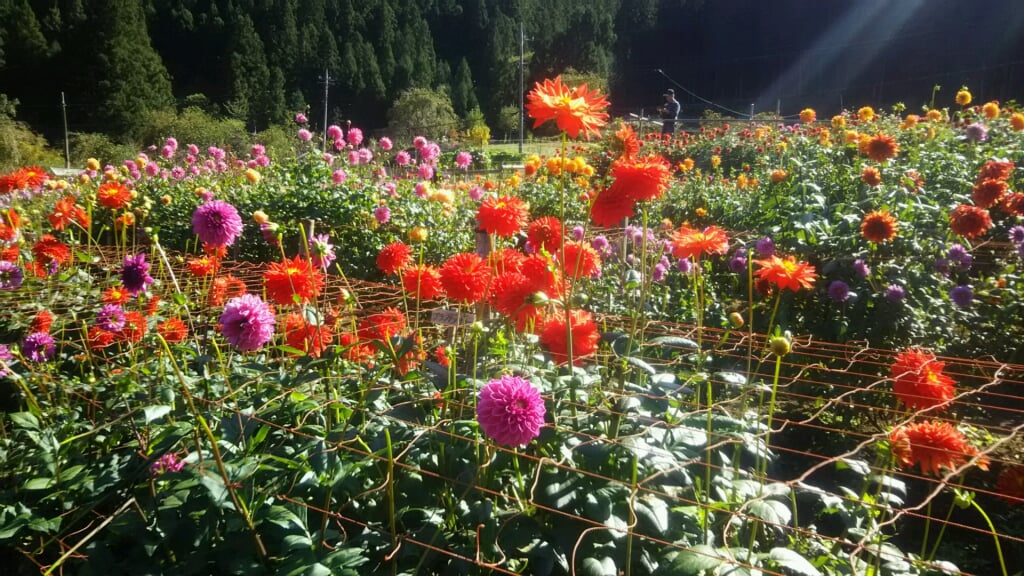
200;472;235;510
767;548;821;576
634;496;670;536
23;478;55;490
714;372;748;388
647;336;699;350
9;412;39;430
277;345;308;356
142;405;172;424
625;356;656;376
579;556;617;576
666;545;723;574
748;500;791;527
284;562;332;576
835;458;870;476
58;465;85;482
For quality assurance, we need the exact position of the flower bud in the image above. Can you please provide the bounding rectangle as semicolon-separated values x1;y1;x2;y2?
769;335;791;357
728;312;745;328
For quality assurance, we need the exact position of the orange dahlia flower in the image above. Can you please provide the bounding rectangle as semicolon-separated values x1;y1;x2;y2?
519;254;565;298
860;210;898;243
88;326;116;350
358;307;407;342
16;166;49;189
157;318;189;344
117;311;148;343
32;234;71;267
608;154;672;202
754;255;816;292
670;225;729;260
981;101;1000;119
560;241;602;279
439;252;491;304
490;271;544;332
977;160;1014;182
488;247;527;276
996;464;1024;506
48;195;89;230
209;274;248;307
188;255;221;277
102;285;131;305
590;186;637;227
861;166;882;187
30;310;54;333
1003;193;1024;217
972;179;1008;208
401;264;445;301
949;205;992;239
527;216;564;254
890;349;956;411
1010;113;1024;131
525;76;609;140
263;256;324;306
376;242;413;276
284;313;333;357
863;133;899;163
611;122;640;159
799;108;816;123
890;421;987;477
477;196;529;237
539;309;600;366
97;181;132;210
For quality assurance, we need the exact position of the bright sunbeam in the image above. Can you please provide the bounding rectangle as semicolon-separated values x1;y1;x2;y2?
755;0;925;114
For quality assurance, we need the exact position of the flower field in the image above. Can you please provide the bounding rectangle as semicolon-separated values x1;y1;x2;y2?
1;82;1023;575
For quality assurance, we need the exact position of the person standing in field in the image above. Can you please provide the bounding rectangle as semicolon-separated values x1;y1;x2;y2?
660;88;680;135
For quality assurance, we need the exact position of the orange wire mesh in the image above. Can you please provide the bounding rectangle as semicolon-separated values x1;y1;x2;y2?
5;246;1023;575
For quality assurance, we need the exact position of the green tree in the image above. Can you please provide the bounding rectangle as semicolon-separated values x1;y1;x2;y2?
496;104;520;141
451;57;479;116
89;0;175;135
387;88;458;141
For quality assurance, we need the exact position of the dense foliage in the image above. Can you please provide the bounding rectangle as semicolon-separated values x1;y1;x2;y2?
1;82;1023;576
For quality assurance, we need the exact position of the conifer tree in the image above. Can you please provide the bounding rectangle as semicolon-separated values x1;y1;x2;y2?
88;0;175;135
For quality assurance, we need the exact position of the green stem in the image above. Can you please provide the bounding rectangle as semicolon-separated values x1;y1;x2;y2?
626;456;638;576
155;335;267;562
759;354;783;479
969;499;1008;576
926;498;956;561
920;499;932;560
385;429;398;567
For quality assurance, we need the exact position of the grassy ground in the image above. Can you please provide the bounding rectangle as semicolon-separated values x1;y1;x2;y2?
486;140;573;158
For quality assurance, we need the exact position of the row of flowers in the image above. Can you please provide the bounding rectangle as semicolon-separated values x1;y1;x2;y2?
1;75;1023;575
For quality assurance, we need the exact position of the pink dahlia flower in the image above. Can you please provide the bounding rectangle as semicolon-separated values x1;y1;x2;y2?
476;375;546;447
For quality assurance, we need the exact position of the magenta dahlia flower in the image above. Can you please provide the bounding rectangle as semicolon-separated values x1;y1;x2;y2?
21;332;56;362
219;294;276;351
477;375;546;447
120;253;154;295
0;261;23;290
96;304;127;333
192;200;243;248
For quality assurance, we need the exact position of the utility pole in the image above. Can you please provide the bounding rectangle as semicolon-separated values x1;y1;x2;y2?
519;20;525;154
321;68;331;149
61;92;70;169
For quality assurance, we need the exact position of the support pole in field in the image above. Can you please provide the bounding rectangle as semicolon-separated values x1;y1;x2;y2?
321;68;330;150
519;20;525;155
61;92;70;169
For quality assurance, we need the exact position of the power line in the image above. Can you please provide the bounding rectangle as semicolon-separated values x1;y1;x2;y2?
654;69;750;118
